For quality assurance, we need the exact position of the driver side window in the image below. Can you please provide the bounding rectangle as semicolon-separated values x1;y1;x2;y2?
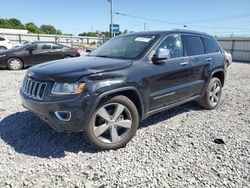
158;34;183;59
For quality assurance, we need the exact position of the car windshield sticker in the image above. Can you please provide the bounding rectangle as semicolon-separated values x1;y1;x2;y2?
135;37;153;42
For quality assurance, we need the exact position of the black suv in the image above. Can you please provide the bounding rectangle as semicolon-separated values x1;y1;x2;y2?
20;30;227;149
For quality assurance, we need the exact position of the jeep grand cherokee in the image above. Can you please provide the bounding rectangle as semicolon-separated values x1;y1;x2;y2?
20;30;227;150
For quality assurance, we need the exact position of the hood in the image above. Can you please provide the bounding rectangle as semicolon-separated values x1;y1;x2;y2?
28;56;132;82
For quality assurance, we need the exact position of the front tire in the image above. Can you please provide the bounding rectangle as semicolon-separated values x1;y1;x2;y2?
7;58;23;70
85;95;139;150
198;77;222;110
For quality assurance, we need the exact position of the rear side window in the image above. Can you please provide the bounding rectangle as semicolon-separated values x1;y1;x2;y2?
202;37;220;53
52;44;63;49
35;43;51;50
183;35;204;56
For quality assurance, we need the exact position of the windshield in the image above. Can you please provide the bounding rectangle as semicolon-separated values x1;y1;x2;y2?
89;35;158;60
15;43;30;49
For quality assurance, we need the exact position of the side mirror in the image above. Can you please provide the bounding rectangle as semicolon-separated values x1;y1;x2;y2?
153;48;170;63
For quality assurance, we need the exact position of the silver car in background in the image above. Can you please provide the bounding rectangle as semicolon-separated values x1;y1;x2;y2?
224;50;232;68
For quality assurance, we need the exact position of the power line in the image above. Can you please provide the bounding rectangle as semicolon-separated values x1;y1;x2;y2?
114;12;184;26
188;14;250;24
114;11;250;30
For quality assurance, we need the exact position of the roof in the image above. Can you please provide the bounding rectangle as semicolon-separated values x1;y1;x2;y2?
125;29;210;37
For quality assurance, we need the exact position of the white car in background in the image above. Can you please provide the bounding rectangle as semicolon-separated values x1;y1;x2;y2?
224;50;232;68
0;36;13;51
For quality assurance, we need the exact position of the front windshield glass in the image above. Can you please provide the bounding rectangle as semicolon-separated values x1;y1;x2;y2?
89;35;158;60
15;43;30;49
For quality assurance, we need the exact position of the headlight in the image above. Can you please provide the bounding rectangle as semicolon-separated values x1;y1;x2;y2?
51;82;85;95
0;54;7;58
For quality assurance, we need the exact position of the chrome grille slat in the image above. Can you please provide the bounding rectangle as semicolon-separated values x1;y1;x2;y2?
28;81;33;94
32;82;37;96
21;77;47;100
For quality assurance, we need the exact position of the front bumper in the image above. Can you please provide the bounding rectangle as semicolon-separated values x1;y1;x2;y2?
20;92;97;132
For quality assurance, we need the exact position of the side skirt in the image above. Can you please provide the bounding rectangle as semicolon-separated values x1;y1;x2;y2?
144;95;200;119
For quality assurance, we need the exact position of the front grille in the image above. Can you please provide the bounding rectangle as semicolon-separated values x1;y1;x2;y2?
21;77;47;100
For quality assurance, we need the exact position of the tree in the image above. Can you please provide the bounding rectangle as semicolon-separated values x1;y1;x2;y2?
40;24;60;35
8;18;25;29
25;22;39;33
0;18;15;28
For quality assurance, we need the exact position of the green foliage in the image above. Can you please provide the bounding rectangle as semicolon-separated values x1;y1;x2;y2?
0;18;62;35
25;22;39;33
40;25;61;35
0;17;127;37
0;18;24;29
8;18;25;29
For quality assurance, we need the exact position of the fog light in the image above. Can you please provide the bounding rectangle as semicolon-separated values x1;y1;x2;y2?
54;111;71;122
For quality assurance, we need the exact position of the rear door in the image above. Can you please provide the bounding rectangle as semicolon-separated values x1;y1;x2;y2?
182;35;210;96
49;43;66;60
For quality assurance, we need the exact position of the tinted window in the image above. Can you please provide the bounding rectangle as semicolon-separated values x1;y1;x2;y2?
52;44;63;49
183;35;204;56
34;43;51;50
158;34;183;59
202;37;220;53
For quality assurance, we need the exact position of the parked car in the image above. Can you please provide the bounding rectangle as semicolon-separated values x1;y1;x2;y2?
224;50;232;67
20;30;227;150
0;36;13;50
0;41;80;70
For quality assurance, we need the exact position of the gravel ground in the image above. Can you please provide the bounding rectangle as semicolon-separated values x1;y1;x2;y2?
0;62;249;187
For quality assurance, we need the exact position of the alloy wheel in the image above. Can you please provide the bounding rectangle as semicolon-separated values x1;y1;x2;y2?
209;82;221;106
93;103;132;144
9;59;22;70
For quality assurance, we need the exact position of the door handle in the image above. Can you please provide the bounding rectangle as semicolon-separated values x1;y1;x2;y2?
206;57;212;61
180;62;189;66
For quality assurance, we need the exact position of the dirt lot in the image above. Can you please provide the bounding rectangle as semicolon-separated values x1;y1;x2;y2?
0;62;249;187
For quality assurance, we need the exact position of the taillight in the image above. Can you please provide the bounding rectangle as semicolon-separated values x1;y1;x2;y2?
224;54;227;61
75;48;81;54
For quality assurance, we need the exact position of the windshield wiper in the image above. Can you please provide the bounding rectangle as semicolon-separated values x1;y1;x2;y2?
95;55;113;58
88;55;129;60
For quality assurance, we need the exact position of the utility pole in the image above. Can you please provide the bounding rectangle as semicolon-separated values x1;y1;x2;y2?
109;0;114;38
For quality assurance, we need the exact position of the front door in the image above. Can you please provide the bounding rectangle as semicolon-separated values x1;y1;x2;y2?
24;43;52;66
146;34;193;111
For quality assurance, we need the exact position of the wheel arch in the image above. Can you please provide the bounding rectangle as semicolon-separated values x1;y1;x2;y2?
211;69;225;87
93;87;144;120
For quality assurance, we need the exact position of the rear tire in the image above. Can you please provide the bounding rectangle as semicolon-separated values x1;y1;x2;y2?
85;95;139;150
198;77;222;110
64;56;71;59
7;58;23;70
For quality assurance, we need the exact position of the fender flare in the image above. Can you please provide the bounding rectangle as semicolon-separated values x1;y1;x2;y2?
91;86;145;120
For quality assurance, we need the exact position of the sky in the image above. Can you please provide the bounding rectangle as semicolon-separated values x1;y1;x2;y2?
0;0;250;36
